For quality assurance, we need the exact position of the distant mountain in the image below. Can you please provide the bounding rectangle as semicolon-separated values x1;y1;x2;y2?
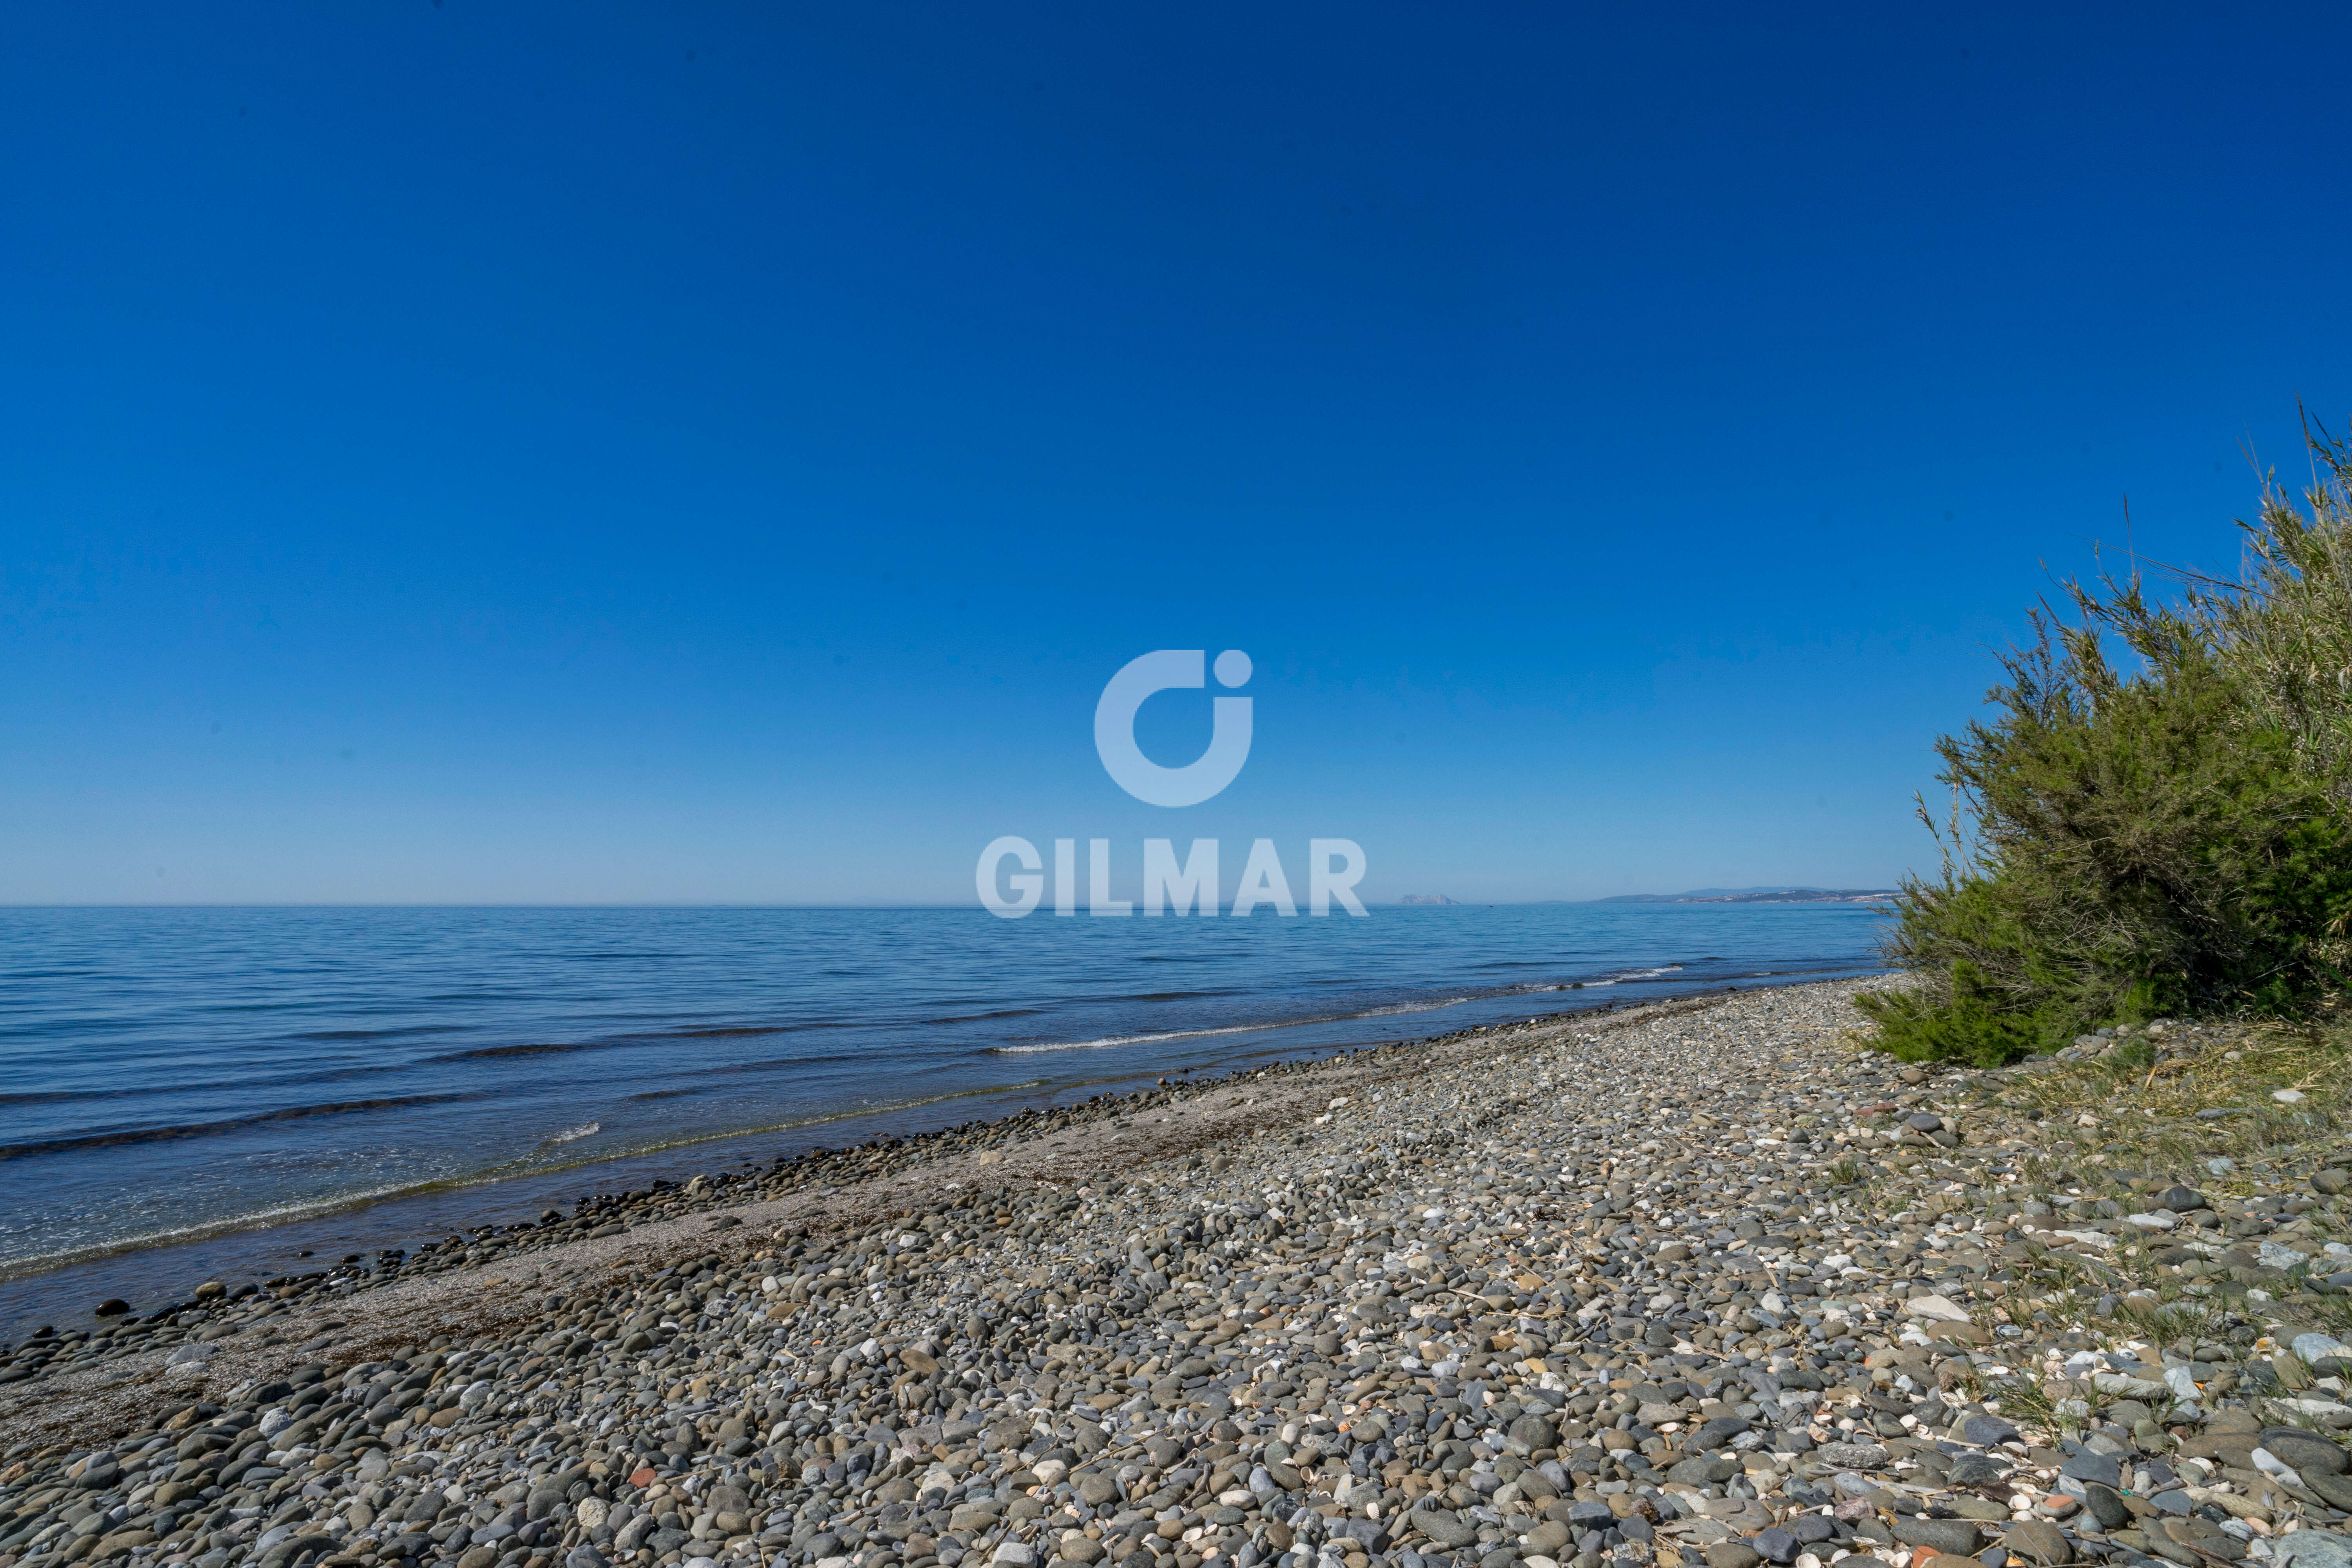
1594;886;1895;905
1397;893;1463;906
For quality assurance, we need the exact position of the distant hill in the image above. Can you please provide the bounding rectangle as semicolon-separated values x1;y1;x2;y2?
1397;893;1462;906
1594;887;1895;904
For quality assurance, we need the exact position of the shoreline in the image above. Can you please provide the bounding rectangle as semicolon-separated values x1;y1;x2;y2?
9;976;2352;1568
0;984;1754;1441
0;904;1891;1337
0;980;1835;1341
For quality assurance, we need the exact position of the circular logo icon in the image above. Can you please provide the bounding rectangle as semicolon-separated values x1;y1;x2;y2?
1093;650;1253;806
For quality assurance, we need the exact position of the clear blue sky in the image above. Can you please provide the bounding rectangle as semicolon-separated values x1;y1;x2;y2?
5;4;2349;905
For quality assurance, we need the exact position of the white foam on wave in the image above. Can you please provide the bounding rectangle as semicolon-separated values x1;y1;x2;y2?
1541;963;1686;989
544;1121;601;1145
0;1177;436;1281
992;1022;1266;1054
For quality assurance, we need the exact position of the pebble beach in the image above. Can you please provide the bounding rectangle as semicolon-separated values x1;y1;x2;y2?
8;977;2352;1568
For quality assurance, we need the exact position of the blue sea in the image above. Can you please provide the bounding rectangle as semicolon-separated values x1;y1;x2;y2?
0;903;1887;1331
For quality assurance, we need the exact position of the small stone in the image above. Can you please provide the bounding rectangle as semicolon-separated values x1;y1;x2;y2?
1526;1523;1573;1555
1891;1520;1983;1557
1694;1416;1752;1448
2314;1170;2352;1196
1510;1414;1558;1450
2294;1335;2352;1368
2061;1452;2123;1489
2259;1432;2348;1476
2308;1474;2352;1512
994;1545;1039;1568
1947;1454;2009;1488
1414;1510;1480;1549
1703;1547;1762;1568
1751;1529;1797;1565
1904;1294;1972;1323
2160;1185;2207;1212
2077;1483;2130;1530
566;1548;608;1568
2002;1521;2068;1566
1817;1441;1892;1470
1668;1456;1741;1485
2273;1534;2352;1568
1961;1415;2020;1446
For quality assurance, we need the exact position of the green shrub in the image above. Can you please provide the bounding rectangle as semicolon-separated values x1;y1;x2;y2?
1869;421;2352;1063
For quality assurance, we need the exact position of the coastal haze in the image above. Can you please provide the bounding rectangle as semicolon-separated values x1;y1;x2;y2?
0;901;1884;1333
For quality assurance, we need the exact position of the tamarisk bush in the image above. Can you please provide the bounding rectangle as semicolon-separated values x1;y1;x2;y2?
1867;421;2352;1063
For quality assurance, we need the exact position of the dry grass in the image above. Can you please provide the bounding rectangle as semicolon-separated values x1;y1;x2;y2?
1842;1019;2352;1360
1988;1021;2352;1207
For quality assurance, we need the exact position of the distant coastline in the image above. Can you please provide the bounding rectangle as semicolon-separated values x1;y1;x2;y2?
1396;887;1895;907
1591;885;1896;905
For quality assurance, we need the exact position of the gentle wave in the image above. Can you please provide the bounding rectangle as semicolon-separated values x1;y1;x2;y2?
0;1176;444;1283
0;1092;481;1161
0;1055;486;1108
543;1121;602;1145
432;1040;609;1063
287;1024;472;1043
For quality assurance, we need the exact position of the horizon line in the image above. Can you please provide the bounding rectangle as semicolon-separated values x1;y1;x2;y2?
0;897;1900;911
